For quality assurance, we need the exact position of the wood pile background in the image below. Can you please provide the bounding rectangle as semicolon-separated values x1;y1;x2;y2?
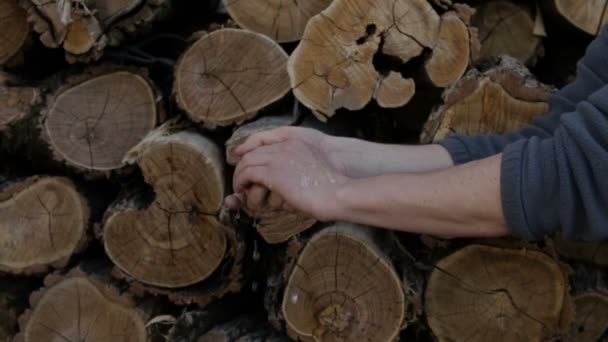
0;0;607;341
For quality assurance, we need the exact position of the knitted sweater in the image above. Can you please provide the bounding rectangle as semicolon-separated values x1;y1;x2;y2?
437;26;608;241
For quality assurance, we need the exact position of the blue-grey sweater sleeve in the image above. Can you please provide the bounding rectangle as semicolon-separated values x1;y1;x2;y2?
437;25;608;164
436;26;608;241
501;85;608;240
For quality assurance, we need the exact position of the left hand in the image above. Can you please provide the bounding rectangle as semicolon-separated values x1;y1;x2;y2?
225;139;349;221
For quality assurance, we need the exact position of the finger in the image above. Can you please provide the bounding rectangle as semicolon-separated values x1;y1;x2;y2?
233;146;280;191
234;165;271;193
282;201;294;211
224;193;243;210
246;185;268;210
235;127;291;156
268;192;284;209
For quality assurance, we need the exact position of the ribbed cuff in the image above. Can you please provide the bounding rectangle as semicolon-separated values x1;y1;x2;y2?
500;140;540;241
436;137;474;165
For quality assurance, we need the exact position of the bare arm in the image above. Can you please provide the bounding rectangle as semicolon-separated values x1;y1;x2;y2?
230;137;509;239
330;154;509;238
327;136;454;177
234;127;454;178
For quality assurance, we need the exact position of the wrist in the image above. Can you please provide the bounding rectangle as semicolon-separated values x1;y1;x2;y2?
324;175;355;222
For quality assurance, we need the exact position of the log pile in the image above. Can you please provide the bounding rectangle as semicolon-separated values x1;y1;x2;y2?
0;0;606;341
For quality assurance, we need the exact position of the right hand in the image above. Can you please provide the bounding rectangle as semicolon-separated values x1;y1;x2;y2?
225;127;348;213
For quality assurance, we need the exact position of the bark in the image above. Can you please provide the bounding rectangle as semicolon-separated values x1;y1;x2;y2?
19;0;171;63
421;55;554;143
279;223;406;342
100;121;245;305
41;66;160;174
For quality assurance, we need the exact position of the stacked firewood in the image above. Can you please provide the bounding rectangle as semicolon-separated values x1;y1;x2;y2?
0;0;606;341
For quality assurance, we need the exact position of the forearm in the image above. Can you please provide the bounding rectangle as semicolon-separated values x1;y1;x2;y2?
329;136;454;177
330;153;509;238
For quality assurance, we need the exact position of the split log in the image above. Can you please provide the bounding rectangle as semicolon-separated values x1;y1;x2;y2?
42;66;159;173
424;7;476;88
472;1;544;66
14;266;148;342
280;223;406;341
0;176;89;274
0;74;40;131
174;28;290;129
224;0;332;43
20;0;171;63
425;244;572;341
421;56;554;143
288;0;478;120
0;0;30;66
226;115;317;244
101;122;245;305
548;0;608;36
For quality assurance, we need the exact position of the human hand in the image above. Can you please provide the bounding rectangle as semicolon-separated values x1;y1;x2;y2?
224;136;349;222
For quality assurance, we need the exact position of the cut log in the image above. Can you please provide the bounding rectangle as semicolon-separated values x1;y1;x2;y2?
101;121;245;306
421;56;554;143
226;115;316;244
42;67;159;173
566;264;608;341
472;1;543;66
567;292;608;341
0;76;40;131
288;0;478;120
0;176;89;274
224;0;332;43
549;0;608;35
0;0;29;66
102;122;226;289
20;0;171;63
174;28;290;129
425;245;571;341
14;267;148;342
281;223;405;341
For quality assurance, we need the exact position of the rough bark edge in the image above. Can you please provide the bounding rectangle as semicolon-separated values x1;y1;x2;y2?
173;28;291;130
39;64;162;178
0;74;41;132
281;224;406;341
420;55;554;143
13;265;149;342
98;207;246;307
19;0;172;63
0;175;90;275
425;242;574;340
